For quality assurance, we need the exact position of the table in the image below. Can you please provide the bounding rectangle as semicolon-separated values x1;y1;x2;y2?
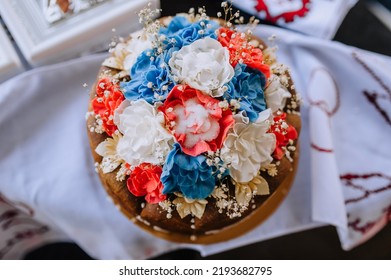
4;0;391;260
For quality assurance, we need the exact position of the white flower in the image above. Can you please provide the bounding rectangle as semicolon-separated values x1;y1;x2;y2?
123;30;153;71
170;94;223;154
265;75;291;113
102;42;129;71
102;30;152;72
234;175;270;206
169;37;234;96
221;110;276;183
114;99;174;166
95;133;124;174
173;194;208;219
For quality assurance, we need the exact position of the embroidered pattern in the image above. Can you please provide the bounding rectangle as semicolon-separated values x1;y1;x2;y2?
0;193;50;259
254;0;312;23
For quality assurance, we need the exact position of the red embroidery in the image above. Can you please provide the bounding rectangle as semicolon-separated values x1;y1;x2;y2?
352;52;391;98
0;226;49;259
352;52;391;126
348;218;376;235
254;0;311;23
0;193;49;259
340;173;391;205
348;204;391;234
0;194;34;216
307;68;340;153
363;91;391;126
310;143;333;153
307;68;340;116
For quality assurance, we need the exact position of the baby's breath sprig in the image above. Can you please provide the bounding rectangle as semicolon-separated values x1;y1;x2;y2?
188;7;196;21
248;16;260;26
246;16;260;33
138;2;162;48
236;15;261;42
220;1;241;28
137;2;160;26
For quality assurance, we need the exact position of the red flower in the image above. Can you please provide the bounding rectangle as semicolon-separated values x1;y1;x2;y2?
127;163;166;204
269;113;298;160
91;77;124;136
218;27;270;79
159;85;234;156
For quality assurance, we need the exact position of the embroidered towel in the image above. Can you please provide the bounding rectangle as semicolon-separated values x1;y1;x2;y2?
231;0;358;39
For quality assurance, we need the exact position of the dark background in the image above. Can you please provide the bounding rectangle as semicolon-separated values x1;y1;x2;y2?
26;0;391;260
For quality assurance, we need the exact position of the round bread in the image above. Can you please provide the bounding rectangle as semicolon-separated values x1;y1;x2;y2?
86;13;301;244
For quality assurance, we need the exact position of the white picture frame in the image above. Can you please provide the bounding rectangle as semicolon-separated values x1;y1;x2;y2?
0;21;23;83
0;0;160;67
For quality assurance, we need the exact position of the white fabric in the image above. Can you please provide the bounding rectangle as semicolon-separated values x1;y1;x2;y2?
1;25;391;259
231;0;358;39
256;26;391;250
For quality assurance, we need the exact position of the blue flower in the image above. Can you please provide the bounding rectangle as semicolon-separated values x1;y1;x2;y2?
121;16;219;105
224;64;267;122
159;15;219;50
121;48;177;104
159;16;192;36
161;144;216;199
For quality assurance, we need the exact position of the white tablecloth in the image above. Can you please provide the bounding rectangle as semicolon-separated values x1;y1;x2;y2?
231;0;358;39
1;25;390;259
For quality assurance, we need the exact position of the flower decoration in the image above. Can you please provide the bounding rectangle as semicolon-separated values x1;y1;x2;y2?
159;85;234;156
114;100;174;166
159;15;192;36
121;47;177;104
89;11;299;221
169;37;234;96
161;143;217;199
269;112;298;160
95;133;123;173
91;77;124;136
122;30;154;71
218;27;270;79
102;30;153;74
264;74;291;113
172;193;208;219
102;42;130;73
224;63;267;122
127;163;166;204
221;110;276;183
159;16;219;50
234;175;270;207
